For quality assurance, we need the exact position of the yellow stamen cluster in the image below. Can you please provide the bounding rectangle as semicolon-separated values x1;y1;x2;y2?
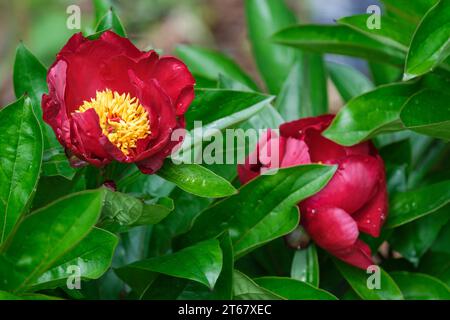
75;89;151;155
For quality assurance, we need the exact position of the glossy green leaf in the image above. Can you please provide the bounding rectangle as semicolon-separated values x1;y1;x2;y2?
0;190;104;293
99;189;174;232
382;0;439;24
243;105;285;130
180;165;336;257
431;222;450;254
157;160;237;198
290;245;319;287
254;277;337;300
338;14;414;51
276;54;328;120
31;227;118;290
0;291;61;300
369;62;403;85
116;239;222;289
334;260;404;300
13;43;74;179
41;149;76;180
245;0;298;93
400;89;450;140
405;0;450;79
390;206;450;266
390;272;450;300
209;232;234;299
175;46;258;91
96;7;126;37
323;81;419;146
92;0;111;24
0;97;43;244
273;25;405;66
233;270;282;300
185;89;273;131
327;62;374;102
419;251;450;286
387;180;450;228
174;232;235;300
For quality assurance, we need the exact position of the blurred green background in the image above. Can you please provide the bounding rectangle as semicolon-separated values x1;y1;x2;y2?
0;0;376;108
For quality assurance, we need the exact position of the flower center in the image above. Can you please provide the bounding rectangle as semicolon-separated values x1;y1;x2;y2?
75;89;151;156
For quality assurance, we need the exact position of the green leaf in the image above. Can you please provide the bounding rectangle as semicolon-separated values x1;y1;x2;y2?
334;260;404;300
400;89;450;140
290;245;319;287
389;206;450;266
254;277;338;300
0;291;61;300
323;81;419;146
0;190;104;293
31;227;118;290
382;0;439;24
92;0;112;24
419;251;450;286
175;46;258;91
245;0;298;93
116;239;222;289
432;222;450;254
369;62;403;85
276;54;328;120
233;270;283;300
404;0;450;80
338;14;414;51
99;189;174;232
13;43;74;179
386;180;450;228
95;7;126;37
0;97;43;244
390;272;450;300
180;165;336;257
157;160;237;198
272;25;406;66
174;232;235;300
327;62;374;102
41;149;76;180
209;232;234;299
185;89;273;131
243;105;285;130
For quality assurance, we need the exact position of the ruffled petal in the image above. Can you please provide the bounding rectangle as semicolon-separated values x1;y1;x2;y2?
301;155;381;214
330;239;374;270
130;76;178;162
69;109;115;166
42;59;71;144
352;156;388;237
149;57;196;115
280;138;311;168
237;129;286;184
303;206;359;252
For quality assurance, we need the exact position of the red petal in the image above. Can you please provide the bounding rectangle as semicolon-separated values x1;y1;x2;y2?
280;137;311;168
330;239;374;270
280;115;334;139
149;57;196;115
303;206;359;252
69;109;115;166
301;155;381;214
352;156;388;237
42;60;71;148
237;130;286;184
130;77;178;162
58;31;156;112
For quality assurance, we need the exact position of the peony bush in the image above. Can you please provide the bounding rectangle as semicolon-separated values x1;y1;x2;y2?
0;0;449;301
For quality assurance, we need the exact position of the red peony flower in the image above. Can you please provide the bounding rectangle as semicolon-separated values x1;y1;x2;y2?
42;31;195;174
238;115;388;269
